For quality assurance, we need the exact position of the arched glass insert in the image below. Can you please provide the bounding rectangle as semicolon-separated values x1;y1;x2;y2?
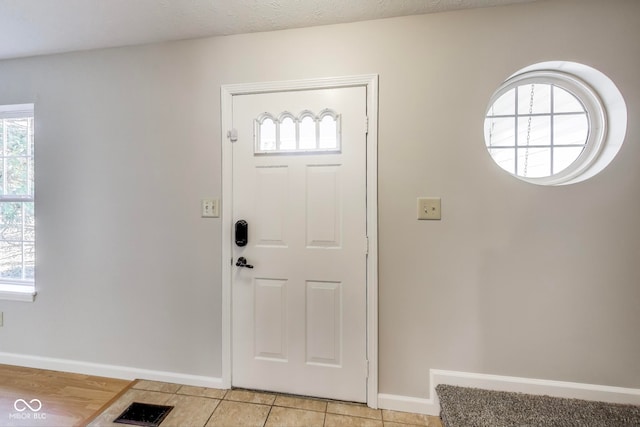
257;113;277;151
279;113;296;150
254;109;342;154
318;110;339;149
298;113;317;150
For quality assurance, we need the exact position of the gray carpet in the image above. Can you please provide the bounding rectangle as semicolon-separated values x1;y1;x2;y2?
436;384;640;427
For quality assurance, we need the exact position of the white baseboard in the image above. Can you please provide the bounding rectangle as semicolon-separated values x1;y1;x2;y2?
0;352;225;389
377;393;438;415
378;369;640;416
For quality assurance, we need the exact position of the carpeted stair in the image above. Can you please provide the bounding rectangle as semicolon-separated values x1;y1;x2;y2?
436;384;640;427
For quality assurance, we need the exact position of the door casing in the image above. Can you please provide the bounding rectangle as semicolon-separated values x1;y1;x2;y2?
220;75;379;407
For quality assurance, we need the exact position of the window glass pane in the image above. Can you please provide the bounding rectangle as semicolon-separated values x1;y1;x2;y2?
554;114;588;146
24;202;34;242
517;146;551;178
319;116;337;149
0;241;23;279
488;148;516;174
259;118;276;151
517;116;551;147
23;242;35;280
554;147;585;174
6;119;28;156
279;117;296;150
28;157;34;196
29;118;35;155
554;86;585;113
487;89;515;116
518;84;551;115
484;117;515;147
0;202;23;241
7;157;28;195
299;116;316;149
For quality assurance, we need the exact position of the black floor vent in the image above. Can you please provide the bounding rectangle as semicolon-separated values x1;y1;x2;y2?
114;402;174;427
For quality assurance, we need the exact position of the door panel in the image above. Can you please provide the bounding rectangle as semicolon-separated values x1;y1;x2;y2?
231;86;367;402
306;280;342;366
254;278;288;361
306;164;341;248
254;166;289;247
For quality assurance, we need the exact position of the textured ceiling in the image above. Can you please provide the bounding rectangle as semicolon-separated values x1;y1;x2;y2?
0;0;536;60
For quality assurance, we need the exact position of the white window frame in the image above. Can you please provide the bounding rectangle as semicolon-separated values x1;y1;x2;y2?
0;103;36;302
485;70;607;185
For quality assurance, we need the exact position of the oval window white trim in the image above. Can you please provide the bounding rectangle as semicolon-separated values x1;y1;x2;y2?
484;62;627;186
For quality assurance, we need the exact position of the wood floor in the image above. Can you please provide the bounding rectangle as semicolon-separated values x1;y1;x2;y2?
0;364;132;427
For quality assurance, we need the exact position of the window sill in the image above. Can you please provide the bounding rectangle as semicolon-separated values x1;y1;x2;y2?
0;284;36;302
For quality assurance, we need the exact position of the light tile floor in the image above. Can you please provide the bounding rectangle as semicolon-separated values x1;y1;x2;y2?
88;380;443;427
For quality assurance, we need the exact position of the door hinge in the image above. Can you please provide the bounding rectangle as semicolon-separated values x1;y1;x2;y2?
227;128;238;142
364;116;369;135
364;237;369;255
365;359;370;378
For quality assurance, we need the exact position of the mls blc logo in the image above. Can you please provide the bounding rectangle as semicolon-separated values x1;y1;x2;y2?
10;398;46;420
14;399;42;412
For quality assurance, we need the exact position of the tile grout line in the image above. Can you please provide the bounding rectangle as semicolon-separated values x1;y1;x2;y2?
263;404;273;427
200;398;219;427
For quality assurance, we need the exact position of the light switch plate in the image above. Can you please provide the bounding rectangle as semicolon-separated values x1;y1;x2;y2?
201;199;220;218
417;197;441;220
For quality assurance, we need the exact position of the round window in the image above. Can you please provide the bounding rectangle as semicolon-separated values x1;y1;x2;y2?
484;68;612;185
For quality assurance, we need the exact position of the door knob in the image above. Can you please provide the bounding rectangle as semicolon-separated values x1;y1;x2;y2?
235;257;254;269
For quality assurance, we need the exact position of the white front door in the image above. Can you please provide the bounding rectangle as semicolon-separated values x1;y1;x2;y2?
230;86;368;402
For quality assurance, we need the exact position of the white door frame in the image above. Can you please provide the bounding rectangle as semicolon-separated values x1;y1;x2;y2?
220;74;379;407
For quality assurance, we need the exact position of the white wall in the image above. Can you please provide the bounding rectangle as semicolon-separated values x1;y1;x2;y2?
0;0;639;400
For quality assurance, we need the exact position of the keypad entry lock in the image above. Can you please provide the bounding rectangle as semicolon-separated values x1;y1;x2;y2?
235;256;254;269
234;220;252;268
235;220;248;247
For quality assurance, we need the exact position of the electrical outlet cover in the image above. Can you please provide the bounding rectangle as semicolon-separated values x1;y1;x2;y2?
417;197;441;220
